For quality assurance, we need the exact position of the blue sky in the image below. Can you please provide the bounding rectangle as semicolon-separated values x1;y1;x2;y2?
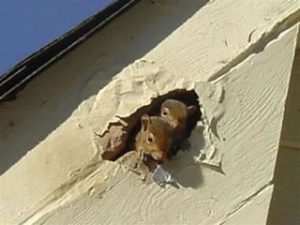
0;0;111;75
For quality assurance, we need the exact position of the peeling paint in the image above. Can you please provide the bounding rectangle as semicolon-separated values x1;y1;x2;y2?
0;1;299;224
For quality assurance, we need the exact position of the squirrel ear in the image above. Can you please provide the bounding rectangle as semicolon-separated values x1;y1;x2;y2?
141;114;150;131
187;105;197;116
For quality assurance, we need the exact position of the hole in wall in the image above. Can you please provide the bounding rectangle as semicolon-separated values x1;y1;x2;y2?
100;89;201;161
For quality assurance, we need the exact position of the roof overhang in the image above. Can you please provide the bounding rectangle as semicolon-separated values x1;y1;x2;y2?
0;0;139;102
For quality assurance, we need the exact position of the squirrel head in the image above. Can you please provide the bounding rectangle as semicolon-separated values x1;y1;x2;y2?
137;114;173;163
161;99;196;132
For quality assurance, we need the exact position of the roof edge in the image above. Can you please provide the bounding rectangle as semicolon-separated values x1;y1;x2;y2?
0;0;140;102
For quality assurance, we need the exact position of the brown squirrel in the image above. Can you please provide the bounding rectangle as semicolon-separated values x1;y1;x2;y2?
135;114;173;164
135;99;197;163
160;99;197;156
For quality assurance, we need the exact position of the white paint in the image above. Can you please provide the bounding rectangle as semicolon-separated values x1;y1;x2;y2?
0;1;299;224
267;45;300;225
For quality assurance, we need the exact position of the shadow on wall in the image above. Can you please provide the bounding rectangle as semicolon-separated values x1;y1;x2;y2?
165;127;206;188
267;48;300;225
0;0;208;175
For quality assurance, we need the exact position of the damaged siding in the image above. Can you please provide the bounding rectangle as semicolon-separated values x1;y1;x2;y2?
0;1;300;224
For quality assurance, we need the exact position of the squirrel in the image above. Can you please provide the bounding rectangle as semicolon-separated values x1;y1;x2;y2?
135;99;197;163
160;99;197;156
135;114;173;164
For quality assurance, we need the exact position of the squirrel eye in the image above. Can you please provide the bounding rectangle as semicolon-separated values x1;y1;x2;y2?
162;108;168;116
147;133;154;143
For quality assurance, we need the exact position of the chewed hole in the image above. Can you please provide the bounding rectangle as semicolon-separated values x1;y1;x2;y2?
101;89;201;161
